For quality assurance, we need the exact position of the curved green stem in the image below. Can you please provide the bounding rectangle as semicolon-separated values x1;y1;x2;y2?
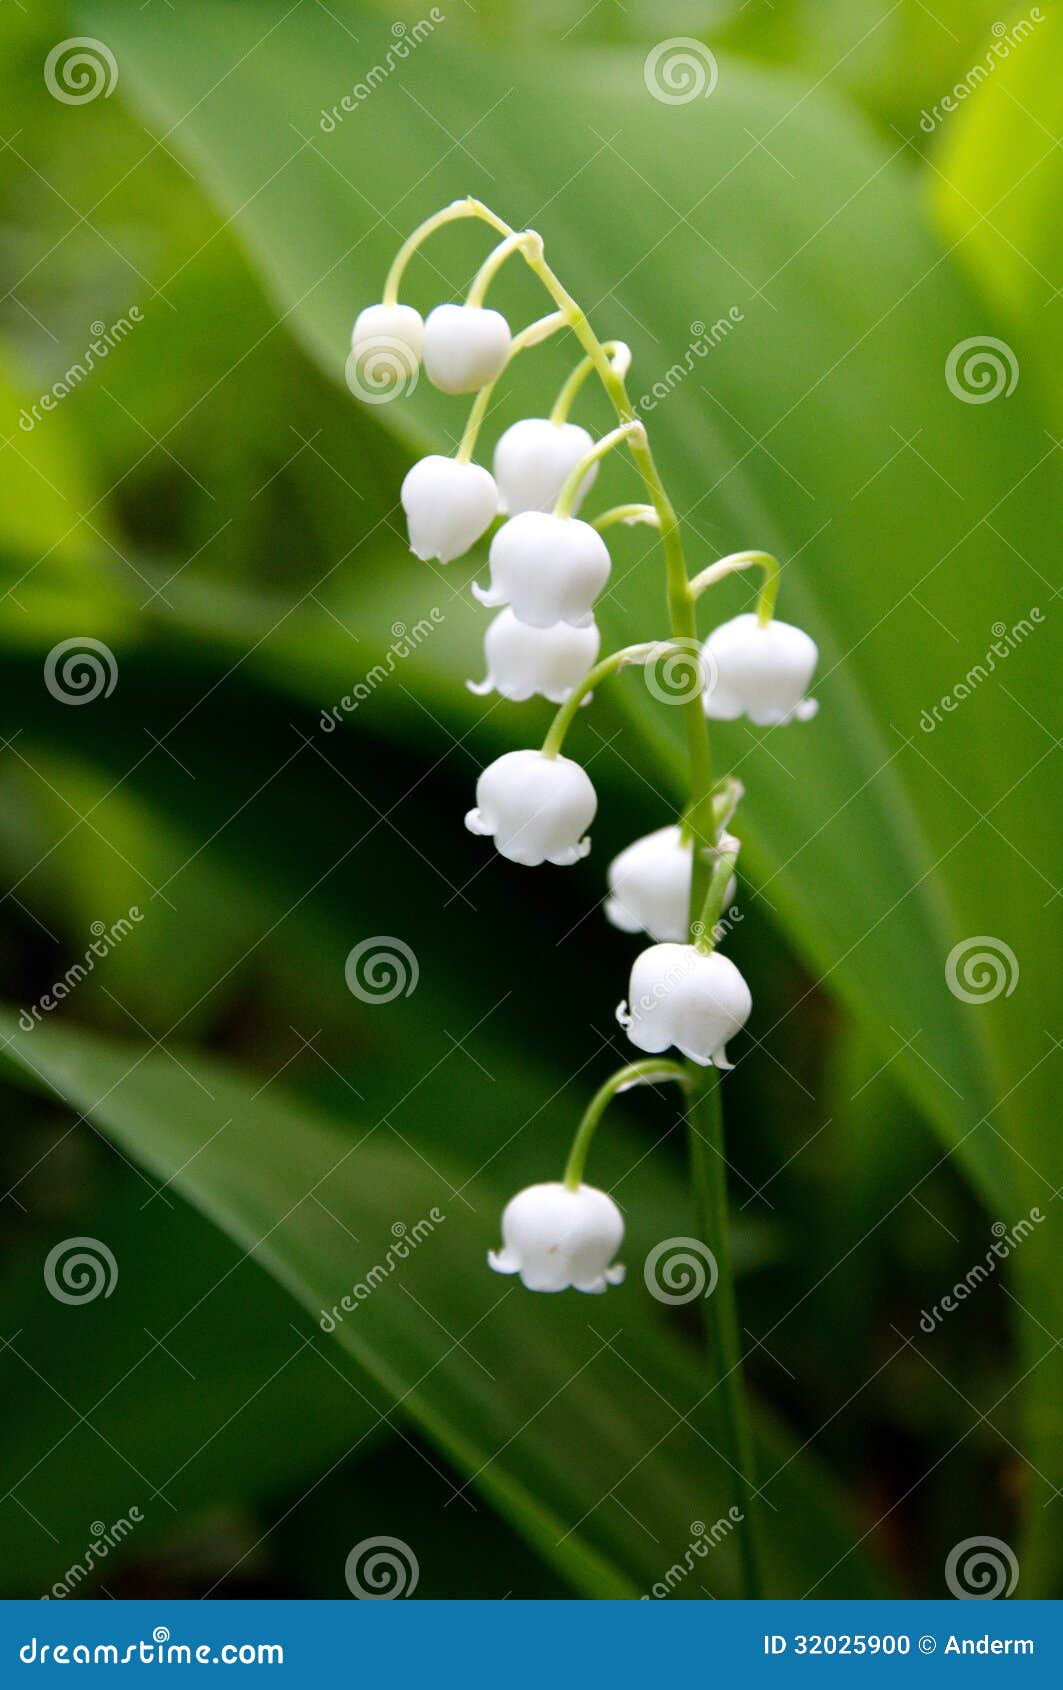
550;341;631;424
592;503;660;532
553;420;646;519
383;197;513;305
690;550;780;628
694;846;740;954
563;1060;690;1190
467;230;542;307
540;642;669;759
454;312;567;463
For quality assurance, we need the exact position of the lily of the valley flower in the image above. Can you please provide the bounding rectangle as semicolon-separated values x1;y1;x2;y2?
422;303;512;394
617;942;752;1068
493;417;598;515
350;303;424;382
468;608;600;704
400;455;498;564
473;511;611;628
605;825;738;944
465;747;596;866
702;613;819;726
488;1181;625;1293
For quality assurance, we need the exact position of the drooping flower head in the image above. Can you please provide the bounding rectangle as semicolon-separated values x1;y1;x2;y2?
423;303;512;394
400;455;498;564
473;512;611;628
617;942;752;1068
702;613;818;726
493;418;598;515
468;608;600;704
350;303;424;386
465;748;596;867
605;825;738;944
489;1181;625;1293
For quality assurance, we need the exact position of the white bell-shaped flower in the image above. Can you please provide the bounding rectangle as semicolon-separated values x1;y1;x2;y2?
400;455;498;564
493;418;598;515
473;512;610;629
465;748;596;867
605;826;738;944
468;609;600;704
422;303;511;394
488;1181;625;1293
349;302;423;383
702;613;818;726
617;942;751;1069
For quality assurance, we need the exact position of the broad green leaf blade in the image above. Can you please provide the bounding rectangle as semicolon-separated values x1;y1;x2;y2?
930;6;1063;432
0;1154;384;1596
0;1012;889;1598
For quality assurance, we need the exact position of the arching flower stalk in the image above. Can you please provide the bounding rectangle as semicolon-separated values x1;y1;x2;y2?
351;197;823;1598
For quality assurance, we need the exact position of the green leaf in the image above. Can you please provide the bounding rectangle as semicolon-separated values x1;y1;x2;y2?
75;0;1062;1578
0;1011;888;1597
930;5;1063;432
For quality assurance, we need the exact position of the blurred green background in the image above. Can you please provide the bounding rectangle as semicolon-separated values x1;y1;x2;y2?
0;0;1059;1600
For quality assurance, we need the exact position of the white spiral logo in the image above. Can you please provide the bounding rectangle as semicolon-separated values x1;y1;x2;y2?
44;637;117;705
644;1236;718;1305
152;1627;170;1644
945;936;1018;1004
945;337;1018;404
345;337;419;405
344;936;419;1004
945;1536;1018;1599
44;37;118;105
344;1535;419;1599
43;1237;118;1305
643;638;707;707
644;38;719;104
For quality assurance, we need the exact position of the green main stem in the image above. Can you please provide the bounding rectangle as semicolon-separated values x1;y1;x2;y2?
522;230;765;1601
406;200;765;1597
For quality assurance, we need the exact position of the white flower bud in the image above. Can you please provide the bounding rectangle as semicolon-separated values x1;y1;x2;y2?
468;609;600;705
488;1181;625;1293
400;455;498;564
473;512;611;629
349;303;423;384
422;303;512;394
605;826;737;944
617;942;751;1069
702;613;819;726
465;748;596;867
493;418;598;515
